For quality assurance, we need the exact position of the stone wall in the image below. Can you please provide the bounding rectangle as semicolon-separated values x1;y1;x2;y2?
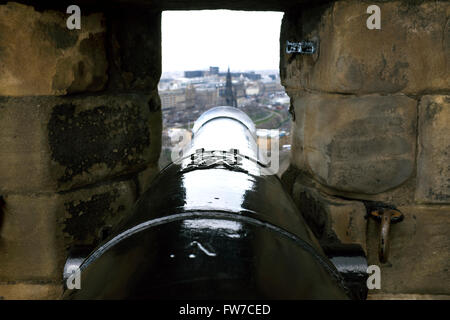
0;2;162;299
280;0;449;298
0;0;448;300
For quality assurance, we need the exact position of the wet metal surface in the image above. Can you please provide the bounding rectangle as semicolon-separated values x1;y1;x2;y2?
323;244;368;300
64;106;352;299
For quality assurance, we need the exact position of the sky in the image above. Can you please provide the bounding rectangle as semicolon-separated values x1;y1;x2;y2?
161;10;284;73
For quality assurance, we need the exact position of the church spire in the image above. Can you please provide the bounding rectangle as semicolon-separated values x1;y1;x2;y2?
225;67;237;107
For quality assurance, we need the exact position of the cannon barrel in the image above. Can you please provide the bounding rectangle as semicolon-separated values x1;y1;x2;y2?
63;106;365;299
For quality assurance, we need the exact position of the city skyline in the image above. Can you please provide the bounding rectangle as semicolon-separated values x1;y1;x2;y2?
161;67;279;75
162;10;284;72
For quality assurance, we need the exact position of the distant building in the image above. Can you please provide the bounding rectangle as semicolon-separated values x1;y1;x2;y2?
233;82;246;99
244;71;262;81
263;82;284;95
195;87;220;108
159;89;186;108
185;84;196;107
184;70;204;78
209;66;219;75
224;67;237;107
218;71;261;81
246;85;260;96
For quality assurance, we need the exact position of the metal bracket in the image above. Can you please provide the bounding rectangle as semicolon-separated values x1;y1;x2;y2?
63;245;94;286
286;40;317;54
364;201;404;263
322;243;368;300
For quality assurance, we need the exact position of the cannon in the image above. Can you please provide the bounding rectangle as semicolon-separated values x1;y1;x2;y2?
63;106;367;300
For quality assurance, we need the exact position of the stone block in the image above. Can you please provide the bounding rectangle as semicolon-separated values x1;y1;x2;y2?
280;1;450;95
0;93;161;193
60;180;137;247
0;193;62;281
368;293;450;300
0;180;136;282
0;2;107;96
416;95;450;203
366;205;450;295
0;282;62;300
107;8;161;91
292;180;367;251
290;92;417;194
137;164;160;195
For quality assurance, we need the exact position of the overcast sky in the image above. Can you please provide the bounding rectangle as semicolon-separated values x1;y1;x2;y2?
161;10;284;73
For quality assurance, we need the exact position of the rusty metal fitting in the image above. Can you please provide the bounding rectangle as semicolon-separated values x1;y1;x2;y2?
366;204;404;263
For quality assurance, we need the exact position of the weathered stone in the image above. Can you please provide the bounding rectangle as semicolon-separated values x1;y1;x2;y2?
292;180;367;251
290;92;417;194
0;2;107;96
416;95;450;204
0;193;63;281
287;163;417;210
0;180;136;282
60;180;137;247
277;148;291;178
366;206;450;295
289;108;306;172
281;1;450;95
137;164;160;195
0;283;62;300
107;8;161;91
280;164;301;196
368;293;450;300
0;93;161;193
11;0;317;11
